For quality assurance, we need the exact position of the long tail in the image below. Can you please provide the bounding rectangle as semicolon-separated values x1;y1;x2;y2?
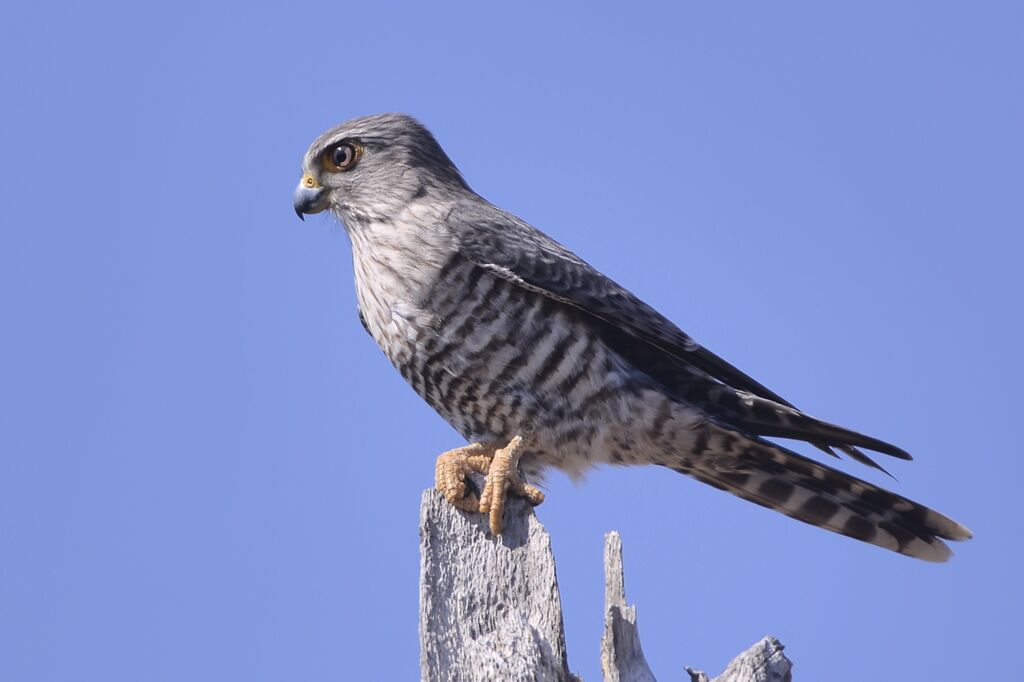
675;426;972;562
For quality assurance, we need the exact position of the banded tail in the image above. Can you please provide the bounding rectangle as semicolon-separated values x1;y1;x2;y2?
676;425;972;562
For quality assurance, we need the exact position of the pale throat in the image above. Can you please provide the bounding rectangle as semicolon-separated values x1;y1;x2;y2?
346;199;454;344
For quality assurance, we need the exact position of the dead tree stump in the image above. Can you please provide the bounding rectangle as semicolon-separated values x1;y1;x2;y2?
418;486;793;681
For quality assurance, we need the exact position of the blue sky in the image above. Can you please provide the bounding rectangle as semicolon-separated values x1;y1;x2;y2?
2;2;1021;680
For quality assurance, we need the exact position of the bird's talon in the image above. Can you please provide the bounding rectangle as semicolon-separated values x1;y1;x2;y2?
434;435;542;536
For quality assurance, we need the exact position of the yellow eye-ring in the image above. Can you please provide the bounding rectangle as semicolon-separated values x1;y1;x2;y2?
322;142;362;172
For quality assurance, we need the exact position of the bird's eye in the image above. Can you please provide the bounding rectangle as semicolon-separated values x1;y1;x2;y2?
322;142;361;172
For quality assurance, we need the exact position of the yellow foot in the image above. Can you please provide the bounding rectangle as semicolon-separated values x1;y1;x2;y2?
434;436;545;535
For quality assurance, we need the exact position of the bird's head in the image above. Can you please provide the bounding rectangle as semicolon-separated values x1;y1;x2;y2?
293;113;469;226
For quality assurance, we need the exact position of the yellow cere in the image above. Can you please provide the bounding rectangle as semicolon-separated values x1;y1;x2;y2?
301;173;320;189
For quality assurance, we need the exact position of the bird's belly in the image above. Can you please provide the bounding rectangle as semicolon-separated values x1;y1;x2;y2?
379;272;687;477
363;263;706;479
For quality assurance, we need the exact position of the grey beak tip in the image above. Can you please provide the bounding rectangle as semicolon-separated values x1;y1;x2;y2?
293;184;325;221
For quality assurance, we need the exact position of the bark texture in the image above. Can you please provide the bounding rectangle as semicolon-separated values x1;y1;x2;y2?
419;484;571;682
686;637;792;682
419;486;792;681
601;531;657;682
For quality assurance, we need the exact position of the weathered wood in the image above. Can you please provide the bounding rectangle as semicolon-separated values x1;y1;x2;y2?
418;481;572;682
601;531;657;682
686;637;792;682
419;485;792;681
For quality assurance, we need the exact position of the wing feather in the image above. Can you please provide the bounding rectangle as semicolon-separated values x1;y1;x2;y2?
452;200;909;468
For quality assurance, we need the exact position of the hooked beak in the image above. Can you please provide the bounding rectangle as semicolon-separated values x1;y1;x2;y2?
293;173;327;221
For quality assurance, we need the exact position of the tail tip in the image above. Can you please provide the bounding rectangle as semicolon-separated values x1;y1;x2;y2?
907;537;954;563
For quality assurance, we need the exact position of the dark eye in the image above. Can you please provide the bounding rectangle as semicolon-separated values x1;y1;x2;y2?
323;142;361;172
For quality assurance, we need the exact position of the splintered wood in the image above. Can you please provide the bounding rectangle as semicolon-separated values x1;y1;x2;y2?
418;487;792;681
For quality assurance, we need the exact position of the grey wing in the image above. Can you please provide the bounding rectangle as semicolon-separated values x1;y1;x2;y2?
451;200;911;470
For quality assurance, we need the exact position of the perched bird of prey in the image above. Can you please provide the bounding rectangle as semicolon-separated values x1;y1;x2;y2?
294;113;971;561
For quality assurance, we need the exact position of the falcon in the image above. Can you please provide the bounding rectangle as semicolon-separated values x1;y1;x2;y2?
293;113;971;561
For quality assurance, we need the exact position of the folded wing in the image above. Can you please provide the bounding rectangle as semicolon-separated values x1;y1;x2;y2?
453;200;910;472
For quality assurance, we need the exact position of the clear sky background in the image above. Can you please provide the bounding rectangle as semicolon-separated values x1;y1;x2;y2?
2;3;1021;680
